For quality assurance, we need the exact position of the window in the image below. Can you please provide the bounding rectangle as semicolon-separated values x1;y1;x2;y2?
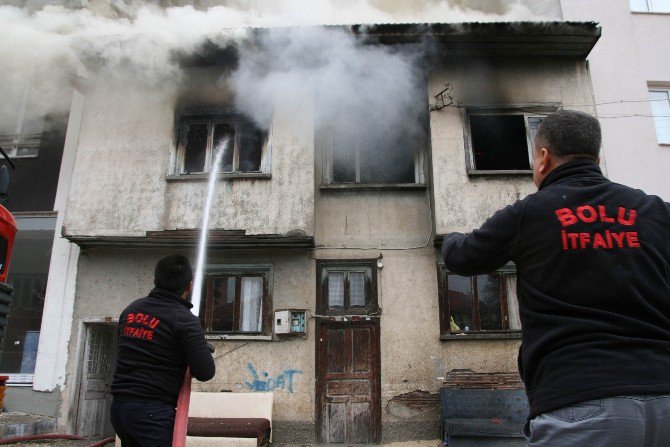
316;260;378;315
437;263;521;336
175;113;268;175
630;0;670;12
0;83;44;158
200;267;272;335
649;89;670;144
464;111;543;174
0;215;56;383
319;98;429;186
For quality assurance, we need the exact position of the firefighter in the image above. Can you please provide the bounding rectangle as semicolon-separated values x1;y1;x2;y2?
442;110;670;446
110;255;215;447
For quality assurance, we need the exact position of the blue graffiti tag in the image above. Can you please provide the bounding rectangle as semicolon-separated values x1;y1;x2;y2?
245;363;303;393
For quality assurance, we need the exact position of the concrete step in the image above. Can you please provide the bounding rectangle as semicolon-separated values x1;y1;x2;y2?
0;412;57;438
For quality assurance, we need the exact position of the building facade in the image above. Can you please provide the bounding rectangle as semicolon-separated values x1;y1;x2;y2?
2;0;667;444
35;20;601;443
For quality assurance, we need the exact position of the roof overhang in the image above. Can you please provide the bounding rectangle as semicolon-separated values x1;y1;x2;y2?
64;229;314;249
347;21;601;58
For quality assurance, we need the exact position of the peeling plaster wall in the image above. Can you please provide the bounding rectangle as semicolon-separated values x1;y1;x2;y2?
63;76;315;237
60;247;317;431
63;86;173;236
429;58;597;234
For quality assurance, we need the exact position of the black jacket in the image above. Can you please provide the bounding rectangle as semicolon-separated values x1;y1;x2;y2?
111;288;215;406
442;160;670;418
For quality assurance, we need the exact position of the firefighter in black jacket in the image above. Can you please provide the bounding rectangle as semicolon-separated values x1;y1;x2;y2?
110;255;215;447
442;110;670;446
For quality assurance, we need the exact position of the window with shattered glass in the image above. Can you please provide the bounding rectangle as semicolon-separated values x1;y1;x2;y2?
175;113;268;175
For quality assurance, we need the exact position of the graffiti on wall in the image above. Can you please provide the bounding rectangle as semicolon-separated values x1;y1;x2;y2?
245;362;303;393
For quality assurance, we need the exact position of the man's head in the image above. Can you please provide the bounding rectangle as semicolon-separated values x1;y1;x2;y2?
154;255;193;297
532;110;601;187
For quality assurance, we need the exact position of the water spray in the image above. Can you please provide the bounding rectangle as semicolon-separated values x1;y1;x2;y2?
191;137;229;316
173;137;229;447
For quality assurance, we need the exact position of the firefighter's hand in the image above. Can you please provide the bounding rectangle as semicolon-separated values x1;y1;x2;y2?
206;342;215;353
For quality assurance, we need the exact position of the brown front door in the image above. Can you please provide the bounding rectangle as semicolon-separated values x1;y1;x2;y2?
316;321;381;444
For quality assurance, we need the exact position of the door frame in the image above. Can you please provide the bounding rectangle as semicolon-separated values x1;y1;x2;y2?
315;319;382;444
67;318;118;436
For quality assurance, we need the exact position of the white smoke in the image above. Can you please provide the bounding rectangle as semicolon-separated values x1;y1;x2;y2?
0;0;559;130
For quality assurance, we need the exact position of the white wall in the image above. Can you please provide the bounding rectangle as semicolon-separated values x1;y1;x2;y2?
562;0;670;199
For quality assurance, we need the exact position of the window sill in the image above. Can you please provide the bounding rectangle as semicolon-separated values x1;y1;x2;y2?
321;183;427;191
205;334;272;341
467;170;532;176
631;11;670;15
166;172;272;182
441;332;521;341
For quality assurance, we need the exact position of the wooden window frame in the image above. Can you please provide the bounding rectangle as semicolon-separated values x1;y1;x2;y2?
174;112;269;175
462;107;547;175
437;263;519;336
200;266;272;336
316;260;378;316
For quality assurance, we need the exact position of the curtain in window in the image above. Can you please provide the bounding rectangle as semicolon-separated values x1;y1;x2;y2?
505;275;522;330
240;277;263;332
349;272;366;307
328;272;345;307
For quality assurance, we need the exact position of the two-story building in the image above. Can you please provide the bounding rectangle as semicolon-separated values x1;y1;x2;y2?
14;18;601;443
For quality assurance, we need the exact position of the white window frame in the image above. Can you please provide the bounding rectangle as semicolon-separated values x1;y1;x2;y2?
630;0;670;12
173;112;270;176
649;88;670;144
463;108;544;175
0;83;43;159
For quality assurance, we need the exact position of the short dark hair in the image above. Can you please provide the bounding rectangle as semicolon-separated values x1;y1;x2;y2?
154;255;193;295
534;110;601;159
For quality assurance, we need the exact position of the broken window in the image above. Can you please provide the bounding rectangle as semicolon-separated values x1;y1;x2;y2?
317;260;378;315
175;114;268;175
200;267;271;335
630;0;670;12
649;89;670;144
437;264;520;335
465;112;543;173
320;101;428;185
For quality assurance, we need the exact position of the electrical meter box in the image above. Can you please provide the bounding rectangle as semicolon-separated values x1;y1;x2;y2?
274;309;306;335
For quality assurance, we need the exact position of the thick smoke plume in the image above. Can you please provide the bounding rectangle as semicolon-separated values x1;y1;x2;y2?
0;0;558;135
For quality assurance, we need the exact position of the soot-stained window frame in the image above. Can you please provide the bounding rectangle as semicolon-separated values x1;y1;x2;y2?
200;265;273;339
320;127;427;187
318;74;430;188
316;260;378;316
463;107;546;176
437;262;521;340
172;110;271;179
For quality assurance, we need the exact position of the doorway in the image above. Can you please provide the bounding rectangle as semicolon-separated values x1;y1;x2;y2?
75;323;117;440
315;320;381;444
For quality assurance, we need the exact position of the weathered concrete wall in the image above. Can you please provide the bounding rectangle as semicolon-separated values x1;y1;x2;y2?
429;58;597;234
60;247;317;434
63;72;315;237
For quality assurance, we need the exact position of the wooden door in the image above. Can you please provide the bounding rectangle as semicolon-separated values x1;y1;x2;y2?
76;324;117;440
316;321;381;444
